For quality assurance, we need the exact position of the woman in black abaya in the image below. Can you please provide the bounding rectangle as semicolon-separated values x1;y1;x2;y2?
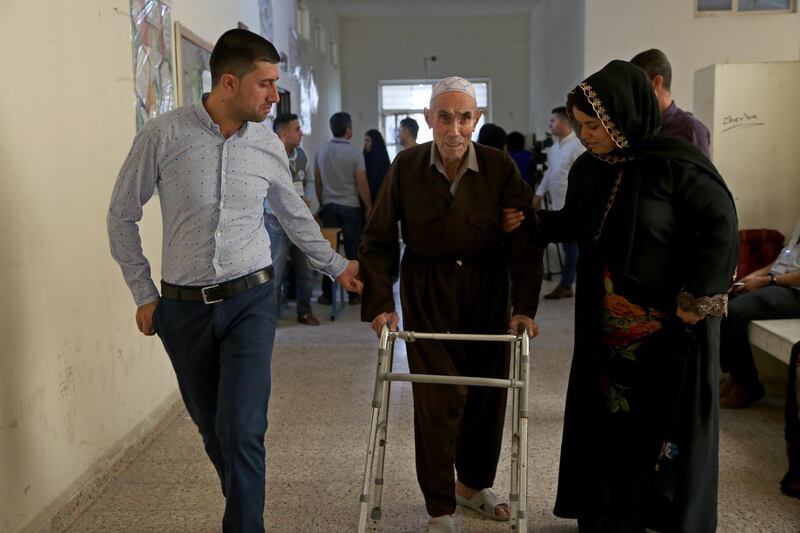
507;60;738;532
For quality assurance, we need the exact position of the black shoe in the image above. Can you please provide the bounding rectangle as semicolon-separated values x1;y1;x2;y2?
780;472;800;499
297;314;320;326
719;376;765;409
317;295;332;305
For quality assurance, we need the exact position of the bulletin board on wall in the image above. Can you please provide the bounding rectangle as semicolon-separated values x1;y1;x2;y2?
174;22;214;107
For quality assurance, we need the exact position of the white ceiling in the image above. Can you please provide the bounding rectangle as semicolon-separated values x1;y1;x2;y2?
329;0;541;18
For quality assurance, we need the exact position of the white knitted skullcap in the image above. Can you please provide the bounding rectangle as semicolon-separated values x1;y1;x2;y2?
430;76;476;104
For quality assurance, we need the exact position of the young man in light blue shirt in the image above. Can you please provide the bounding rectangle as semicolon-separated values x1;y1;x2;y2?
107;29;360;532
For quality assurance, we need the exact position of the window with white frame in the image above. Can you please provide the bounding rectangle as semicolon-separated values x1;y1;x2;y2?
379;80;490;160
697;0;795;12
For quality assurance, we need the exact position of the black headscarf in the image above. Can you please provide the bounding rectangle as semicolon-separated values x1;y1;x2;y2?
363;129;391;202
567;60;725;184
559;60;737;300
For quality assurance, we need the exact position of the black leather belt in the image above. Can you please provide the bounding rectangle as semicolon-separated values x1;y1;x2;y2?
161;266;274;304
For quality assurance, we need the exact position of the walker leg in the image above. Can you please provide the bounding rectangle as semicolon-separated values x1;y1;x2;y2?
368;337;395;530
514;332;531;531
358;330;392;532
509;338;521;530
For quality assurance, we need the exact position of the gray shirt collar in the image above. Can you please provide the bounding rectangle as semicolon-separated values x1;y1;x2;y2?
194;93;249;137
430;141;480;195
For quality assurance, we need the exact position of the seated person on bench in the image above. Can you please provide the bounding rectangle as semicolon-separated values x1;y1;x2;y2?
358;77;543;533
720;221;800;408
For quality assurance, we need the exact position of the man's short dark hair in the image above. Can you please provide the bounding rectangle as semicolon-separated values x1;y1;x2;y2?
507;131;526;151
551;106;569;121
399;117;419;139
329;112;352;138
273;113;298;133
210;28;280;87
630;48;672;91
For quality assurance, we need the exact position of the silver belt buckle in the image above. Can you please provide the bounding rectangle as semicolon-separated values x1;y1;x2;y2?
201;284;223;304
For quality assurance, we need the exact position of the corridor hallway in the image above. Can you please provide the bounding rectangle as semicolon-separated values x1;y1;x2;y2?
66;281;800;532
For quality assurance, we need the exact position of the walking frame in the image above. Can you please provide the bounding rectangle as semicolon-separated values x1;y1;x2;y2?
358;324;532;532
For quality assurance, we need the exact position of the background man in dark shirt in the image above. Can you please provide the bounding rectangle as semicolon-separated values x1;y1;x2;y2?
631;48;711;158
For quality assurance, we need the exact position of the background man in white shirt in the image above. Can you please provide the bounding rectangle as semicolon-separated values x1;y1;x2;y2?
534;106;585;299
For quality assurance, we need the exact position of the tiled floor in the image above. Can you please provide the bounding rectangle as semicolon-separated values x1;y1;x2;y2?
67;280;800;532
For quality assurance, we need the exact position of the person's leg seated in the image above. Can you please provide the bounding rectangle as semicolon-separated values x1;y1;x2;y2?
720;286;800;407
215;282;278;533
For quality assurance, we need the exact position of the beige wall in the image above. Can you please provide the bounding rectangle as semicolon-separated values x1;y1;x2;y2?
695;61;800;237
529;0;585;137
583;0;800;113
340;15;530;141
0;1;340;531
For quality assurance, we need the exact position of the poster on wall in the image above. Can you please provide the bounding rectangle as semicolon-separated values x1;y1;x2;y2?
259;0;274;42
175;22;213;107
130;0;175;129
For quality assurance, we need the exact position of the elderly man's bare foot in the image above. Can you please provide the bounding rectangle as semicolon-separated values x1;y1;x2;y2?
455;480;510;519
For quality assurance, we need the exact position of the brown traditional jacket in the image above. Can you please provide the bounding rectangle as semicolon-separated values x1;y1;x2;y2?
359;141;543;329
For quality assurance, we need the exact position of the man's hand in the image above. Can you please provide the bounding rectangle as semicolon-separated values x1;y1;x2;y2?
732;275;769;295
676;306;704;325
371;311;399;338
136;300;159;336
510;314;538;337
532;195;543;211
501;207;525;233
336;260;363;294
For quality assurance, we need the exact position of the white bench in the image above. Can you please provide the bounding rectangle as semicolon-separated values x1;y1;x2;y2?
748;319;800;365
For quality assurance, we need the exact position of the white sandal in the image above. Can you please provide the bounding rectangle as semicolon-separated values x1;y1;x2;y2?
426;514;457;532
456;488;510;522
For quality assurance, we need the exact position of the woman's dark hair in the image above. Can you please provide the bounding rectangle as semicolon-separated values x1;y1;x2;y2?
566;89;596;121
329;112;352;138
210;29;280;86
364;129;388;154
477;123;507;150
506;131;526;151
363;130;391;202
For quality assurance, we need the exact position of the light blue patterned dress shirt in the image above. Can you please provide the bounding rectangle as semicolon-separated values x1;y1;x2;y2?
108;98;348;306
